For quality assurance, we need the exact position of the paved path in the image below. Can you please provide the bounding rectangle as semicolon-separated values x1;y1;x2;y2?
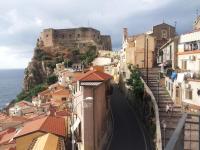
109;86;147;150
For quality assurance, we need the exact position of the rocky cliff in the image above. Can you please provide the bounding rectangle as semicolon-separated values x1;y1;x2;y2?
23;44;97;91
24;45;70;91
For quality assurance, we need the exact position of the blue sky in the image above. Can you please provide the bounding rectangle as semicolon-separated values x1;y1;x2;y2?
0;0;200;69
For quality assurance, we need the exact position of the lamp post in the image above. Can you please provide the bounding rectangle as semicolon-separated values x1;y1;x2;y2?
70;96;93;150
162;120;167;148
146;37;149;85
157;73;160;105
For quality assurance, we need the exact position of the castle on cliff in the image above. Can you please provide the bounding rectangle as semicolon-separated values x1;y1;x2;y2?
38;27;112;51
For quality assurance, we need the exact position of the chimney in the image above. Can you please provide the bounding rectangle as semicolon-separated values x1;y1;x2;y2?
123;28;128;42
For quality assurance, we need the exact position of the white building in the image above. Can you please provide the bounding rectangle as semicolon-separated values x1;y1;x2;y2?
164;30;200;110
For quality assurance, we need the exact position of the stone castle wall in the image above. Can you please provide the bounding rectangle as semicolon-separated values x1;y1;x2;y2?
39;27;112;51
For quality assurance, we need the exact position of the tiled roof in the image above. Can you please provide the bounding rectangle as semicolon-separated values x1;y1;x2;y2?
55;109;71;117
16;100;33;107
78;70;112;82
52;89;70;96
15;116;66;138
38;89;51;97
0;128;16;145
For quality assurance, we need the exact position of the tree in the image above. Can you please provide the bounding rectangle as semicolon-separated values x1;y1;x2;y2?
127;65;144;117
47;75;58;85
80;47;97;66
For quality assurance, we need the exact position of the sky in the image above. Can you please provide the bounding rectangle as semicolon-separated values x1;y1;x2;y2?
0;0;200;69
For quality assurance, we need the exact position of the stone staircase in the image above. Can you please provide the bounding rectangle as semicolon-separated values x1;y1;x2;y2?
140;68;199;150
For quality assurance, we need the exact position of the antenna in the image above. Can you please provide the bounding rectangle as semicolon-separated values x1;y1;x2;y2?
163;18;165;23
87;20;90;27
174;21;177;35
174;21;177;29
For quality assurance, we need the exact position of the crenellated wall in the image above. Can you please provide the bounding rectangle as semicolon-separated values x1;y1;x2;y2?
39;27;112;51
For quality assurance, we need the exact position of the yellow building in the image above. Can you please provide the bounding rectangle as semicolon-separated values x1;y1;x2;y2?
32;133;63;150
122;28;155;68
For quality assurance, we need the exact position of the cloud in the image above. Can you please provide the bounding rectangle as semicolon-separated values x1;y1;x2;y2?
0;0;200;68
0;46;30;69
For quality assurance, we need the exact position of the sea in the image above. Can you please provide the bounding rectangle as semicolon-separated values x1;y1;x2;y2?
0;69;24;109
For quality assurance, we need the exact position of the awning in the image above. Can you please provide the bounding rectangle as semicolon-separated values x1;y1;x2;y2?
71;118;81;132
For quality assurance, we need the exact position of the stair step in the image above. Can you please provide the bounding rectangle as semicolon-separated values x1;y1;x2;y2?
159;108;182;112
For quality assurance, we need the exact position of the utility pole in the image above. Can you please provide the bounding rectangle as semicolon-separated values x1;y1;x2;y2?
146;36;149;85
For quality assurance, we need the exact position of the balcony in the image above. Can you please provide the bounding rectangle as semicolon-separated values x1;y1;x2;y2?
183;41;200;52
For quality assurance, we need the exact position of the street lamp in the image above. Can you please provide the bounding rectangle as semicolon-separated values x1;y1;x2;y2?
70;96;93;150
162;120;167;148
157;73;160;105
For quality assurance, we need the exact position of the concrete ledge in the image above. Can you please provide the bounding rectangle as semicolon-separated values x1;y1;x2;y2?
140;77;163;150
164;113;187;150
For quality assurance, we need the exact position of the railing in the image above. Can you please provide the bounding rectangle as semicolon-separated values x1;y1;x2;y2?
140;77;162;150
165;113;187;150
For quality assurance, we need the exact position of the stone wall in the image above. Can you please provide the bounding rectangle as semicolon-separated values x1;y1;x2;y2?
39;27;112;51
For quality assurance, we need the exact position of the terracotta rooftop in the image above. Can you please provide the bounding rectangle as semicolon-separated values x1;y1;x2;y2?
38;89;51;97
78;70;112;82
15;100;33;107
55;109;71;117
15;116;66;138
52;88;70;96
0;128;16;145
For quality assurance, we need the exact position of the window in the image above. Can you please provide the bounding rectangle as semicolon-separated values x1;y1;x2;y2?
46;34;48;38
182;60;187;70
185;89;193;100
62;97;66;101
77;34;80;38
62;35;65;39
161;30;167;39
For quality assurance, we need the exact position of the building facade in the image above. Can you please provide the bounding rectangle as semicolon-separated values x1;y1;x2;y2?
150;23;176;65
157;36;179;69
122;28;155;68
164;29;200;109
38;27;112;51
71;70;112;150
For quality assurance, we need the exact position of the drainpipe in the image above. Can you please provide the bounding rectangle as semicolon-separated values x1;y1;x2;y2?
146;37;149;85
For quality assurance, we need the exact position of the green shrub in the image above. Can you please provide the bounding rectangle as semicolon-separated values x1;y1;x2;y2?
16;83;47;102
47;75;58;85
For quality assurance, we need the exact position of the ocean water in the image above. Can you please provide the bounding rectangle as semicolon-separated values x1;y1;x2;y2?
0;69;24;109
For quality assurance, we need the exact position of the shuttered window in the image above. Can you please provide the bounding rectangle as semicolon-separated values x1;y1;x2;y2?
182;60;187;70
185;89;193;100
